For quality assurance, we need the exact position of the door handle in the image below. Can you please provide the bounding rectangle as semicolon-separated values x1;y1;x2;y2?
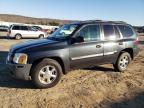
96;45;101;48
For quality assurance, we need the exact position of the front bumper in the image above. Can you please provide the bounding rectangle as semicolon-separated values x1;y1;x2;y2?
7;63;32;80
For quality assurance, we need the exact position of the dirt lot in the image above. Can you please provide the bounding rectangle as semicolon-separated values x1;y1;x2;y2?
0;36;144;108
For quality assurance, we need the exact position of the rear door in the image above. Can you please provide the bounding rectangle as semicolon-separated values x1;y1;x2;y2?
102;24;123;63
28;26;39;38
69;24;104;68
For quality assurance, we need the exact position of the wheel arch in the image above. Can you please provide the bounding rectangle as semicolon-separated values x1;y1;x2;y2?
15;33;22;37
30;56;66;76
115;48;133;64
120;48;134;59
39;34;44;38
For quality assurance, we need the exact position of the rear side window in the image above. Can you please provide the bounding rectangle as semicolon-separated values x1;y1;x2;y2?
77;25;100;41
114;26;120;39
103;25;115;40
118;25;134;37
12;26;20;30
29;26;36;31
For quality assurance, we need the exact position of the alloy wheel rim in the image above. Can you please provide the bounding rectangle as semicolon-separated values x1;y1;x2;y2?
38;65;57;84
119;55;129;70
16;35;21;39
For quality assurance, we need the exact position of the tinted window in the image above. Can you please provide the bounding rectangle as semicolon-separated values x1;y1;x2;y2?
29;27;36;31
32;26;42;30
12;26;20;30
77;25;100;41
103;25;115;40
114;26;120;39
118;25;134;37
21;26;28;31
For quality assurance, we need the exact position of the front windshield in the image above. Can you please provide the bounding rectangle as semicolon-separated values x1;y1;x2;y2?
50;24;79;39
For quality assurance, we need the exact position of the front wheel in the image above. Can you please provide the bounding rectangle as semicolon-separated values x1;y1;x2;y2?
113;52;131;72
15;34;22;40
31;59;62;88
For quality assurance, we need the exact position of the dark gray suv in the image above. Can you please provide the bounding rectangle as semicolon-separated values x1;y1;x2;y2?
7;20;139;88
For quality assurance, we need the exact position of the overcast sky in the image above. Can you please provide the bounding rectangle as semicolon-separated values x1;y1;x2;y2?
0;0;144;26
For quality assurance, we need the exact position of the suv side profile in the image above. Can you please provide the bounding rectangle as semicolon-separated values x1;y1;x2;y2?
8;24;46;39
7;20;139;88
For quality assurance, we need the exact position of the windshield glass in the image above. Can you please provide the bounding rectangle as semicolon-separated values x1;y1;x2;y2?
49;24;79;39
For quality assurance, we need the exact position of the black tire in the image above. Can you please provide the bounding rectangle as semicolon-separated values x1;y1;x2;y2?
113;52;131;72
39;34;44;39
31;58;62;89
15;34;22;40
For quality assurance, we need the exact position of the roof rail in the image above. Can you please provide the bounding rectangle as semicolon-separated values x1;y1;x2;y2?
81;20;127;24
106;20;126;24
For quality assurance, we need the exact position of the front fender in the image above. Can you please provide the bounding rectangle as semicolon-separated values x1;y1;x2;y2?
27;48;70;73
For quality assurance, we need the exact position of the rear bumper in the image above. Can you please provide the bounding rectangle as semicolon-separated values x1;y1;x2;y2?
133;47;140;57
7;63;32;80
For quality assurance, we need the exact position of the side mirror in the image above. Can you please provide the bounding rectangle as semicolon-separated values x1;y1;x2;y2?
71;36;84;44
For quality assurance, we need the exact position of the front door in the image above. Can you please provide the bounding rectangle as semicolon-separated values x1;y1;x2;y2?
69;24;104;69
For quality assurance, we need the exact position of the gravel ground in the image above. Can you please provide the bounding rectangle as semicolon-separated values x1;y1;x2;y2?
0;36;144;108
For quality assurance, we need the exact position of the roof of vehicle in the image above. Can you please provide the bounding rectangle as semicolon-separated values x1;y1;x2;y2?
11;24;29;27
71;20;129;25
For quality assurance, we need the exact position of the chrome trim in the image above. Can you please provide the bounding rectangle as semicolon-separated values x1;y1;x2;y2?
104;51;117;55
71;53;103;60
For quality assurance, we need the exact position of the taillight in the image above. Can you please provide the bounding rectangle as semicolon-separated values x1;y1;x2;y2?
134;37;139;45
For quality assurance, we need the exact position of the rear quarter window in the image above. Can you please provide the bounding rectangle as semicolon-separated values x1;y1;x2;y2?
118;25;134;38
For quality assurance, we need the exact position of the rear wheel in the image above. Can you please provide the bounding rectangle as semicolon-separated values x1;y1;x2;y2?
15;34;22;40
113;52;131;72
31;58;62;88
39;34;44;39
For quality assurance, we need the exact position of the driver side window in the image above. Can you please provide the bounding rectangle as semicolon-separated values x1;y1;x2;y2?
77;25;100;42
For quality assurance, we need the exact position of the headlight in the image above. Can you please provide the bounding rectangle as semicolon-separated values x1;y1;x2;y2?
13;53;28;64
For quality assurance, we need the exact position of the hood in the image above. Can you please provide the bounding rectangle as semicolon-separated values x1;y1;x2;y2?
10;39;64;53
